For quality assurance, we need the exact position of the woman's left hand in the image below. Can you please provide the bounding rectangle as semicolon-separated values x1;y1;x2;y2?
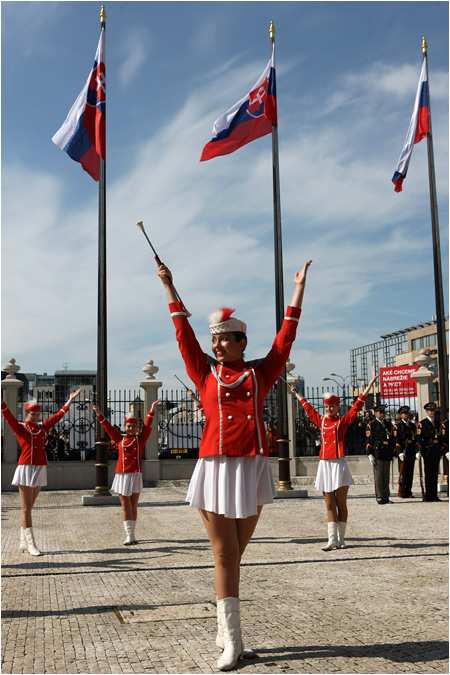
150;398;162;414
66;388;82;406
294;260;313;285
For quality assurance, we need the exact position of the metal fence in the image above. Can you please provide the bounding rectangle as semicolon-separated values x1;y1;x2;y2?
17;389;144;462
14;382;422;461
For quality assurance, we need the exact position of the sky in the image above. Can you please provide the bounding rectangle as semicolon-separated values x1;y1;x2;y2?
1;0;449;397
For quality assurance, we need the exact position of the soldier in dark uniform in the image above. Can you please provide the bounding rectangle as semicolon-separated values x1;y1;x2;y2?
366;404;396;504
393;405;418;498
441;411;449;495
417;402;444;502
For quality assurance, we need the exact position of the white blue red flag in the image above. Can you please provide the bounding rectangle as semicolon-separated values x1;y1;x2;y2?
52;30;106;181
200;51;277;162
392;59;429;192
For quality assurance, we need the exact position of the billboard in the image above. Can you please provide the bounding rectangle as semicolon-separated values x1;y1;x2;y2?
379;365;419;412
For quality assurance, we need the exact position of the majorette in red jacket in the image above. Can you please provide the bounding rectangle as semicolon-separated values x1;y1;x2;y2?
298;395;367;459
96;410;155;473
1;402;69;466
169;300;301;458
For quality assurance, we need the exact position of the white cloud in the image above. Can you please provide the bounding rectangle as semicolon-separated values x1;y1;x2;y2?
117;26;151;87
2;53;448;393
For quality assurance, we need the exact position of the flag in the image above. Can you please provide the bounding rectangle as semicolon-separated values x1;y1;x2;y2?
52;30;106;181
200;50;277;162
392;59;429;192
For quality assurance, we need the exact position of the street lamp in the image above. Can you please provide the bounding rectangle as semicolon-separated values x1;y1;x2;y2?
322;373;352;398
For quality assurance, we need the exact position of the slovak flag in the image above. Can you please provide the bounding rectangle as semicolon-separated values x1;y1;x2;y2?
392;59;429;192
200;50;277;162
52;30;106;181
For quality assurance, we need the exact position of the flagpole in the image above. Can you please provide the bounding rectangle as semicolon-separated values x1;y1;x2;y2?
94;4;110;496
422;37;448;418
269;21;292;490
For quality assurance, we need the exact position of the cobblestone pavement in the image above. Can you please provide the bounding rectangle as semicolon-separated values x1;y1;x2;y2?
2;478;448;675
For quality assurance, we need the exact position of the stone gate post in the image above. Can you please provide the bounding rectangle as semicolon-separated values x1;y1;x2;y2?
410;350;435;414
1;358;24;490
140;360;162;483
286;359;298;459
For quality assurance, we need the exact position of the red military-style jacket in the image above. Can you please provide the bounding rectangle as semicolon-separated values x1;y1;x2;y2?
96;410;155;473
298;395;367;460
1;402;69;466
169;300;301;458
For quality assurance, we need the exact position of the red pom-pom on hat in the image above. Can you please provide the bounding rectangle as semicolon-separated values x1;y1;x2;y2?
208;307;247;335
208;307;236;325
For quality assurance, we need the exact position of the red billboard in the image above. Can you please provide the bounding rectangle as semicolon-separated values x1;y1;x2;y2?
379;365;419;398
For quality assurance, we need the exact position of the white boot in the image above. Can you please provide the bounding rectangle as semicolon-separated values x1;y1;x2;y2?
322;522;339;551
20;527;27;552
216;598;255;659
123;520;136;545
23;527;42;556
337;521;347;549
217;597;243;671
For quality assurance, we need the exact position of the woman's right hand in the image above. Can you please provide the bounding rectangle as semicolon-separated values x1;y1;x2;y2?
92;404;100;415
157;263;173;286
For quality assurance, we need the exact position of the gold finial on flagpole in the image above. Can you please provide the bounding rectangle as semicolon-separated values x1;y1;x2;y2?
269;21;275;39
100;5;106;22
422;36;428;54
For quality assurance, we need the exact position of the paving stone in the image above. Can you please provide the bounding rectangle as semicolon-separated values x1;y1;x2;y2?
1;482;448;673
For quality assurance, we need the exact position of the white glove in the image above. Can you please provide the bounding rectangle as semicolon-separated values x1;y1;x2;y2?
399;453;405;462
416;452;421;460
446;452;449;460
368;454;376;466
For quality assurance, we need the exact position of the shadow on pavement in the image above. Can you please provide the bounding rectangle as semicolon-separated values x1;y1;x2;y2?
250;640;449;665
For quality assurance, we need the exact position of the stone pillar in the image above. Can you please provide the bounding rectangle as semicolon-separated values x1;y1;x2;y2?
410;350;435;416
140;360;162;483
1;358;23;463
286;359;298;459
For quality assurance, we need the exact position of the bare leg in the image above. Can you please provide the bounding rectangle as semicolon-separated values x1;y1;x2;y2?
322;491;338;523
18;485;41;529
130;492;140;521
200;507;262;600
335;485;349;522
119;495;133;521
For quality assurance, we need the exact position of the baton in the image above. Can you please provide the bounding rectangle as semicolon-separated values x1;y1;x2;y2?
137;220;191;317
173;373;191;391
279;374;297;392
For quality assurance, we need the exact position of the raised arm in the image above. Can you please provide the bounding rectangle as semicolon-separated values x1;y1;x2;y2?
288;260;313;309
92;404;122;443
362;374;379;398
157;264;178;303
63;388;82;409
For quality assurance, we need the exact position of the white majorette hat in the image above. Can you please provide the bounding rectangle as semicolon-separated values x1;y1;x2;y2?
208;307;247;335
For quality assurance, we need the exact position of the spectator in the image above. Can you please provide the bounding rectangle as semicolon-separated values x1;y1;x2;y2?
57;431;70;461
393;406;418;498
417;403;445;502
366;404;396;504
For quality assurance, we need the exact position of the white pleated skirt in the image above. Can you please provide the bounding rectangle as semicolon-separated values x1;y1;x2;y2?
12;465;47;487
315;457;354;493
111;472;143;497
186;454;276;519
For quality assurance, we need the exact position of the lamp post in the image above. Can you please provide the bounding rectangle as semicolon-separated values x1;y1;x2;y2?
322;373;352;400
